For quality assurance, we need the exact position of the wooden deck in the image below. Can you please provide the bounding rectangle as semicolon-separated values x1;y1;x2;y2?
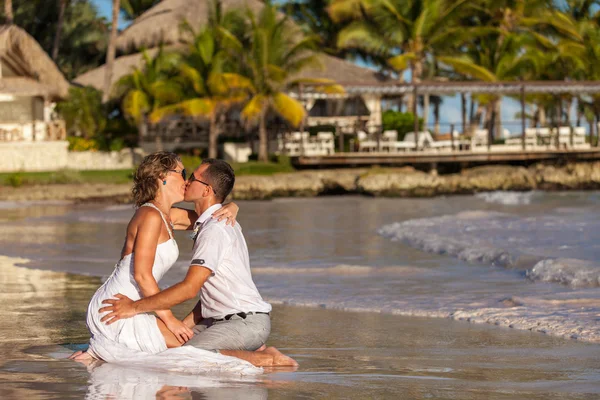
292;148;600;168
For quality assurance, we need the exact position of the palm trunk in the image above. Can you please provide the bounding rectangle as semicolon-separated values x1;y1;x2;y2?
407;61;423;117
208;113;219;159
102;0;120;103
4;0;12;24
496;98;503;140
434;101;440;135
539;106;546;127
52;0;67;60
258;104;268;162
137;117;147;147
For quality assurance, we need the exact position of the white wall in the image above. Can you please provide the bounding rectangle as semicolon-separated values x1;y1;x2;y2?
0;142;143;172
0;141;69;171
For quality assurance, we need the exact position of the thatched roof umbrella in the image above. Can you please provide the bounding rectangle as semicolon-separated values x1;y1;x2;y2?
0;25;70;101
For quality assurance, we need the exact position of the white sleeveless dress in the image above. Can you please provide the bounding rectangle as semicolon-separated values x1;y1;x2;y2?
84;203;261;375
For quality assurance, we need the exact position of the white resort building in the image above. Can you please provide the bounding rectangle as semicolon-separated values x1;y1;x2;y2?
0;25;70;171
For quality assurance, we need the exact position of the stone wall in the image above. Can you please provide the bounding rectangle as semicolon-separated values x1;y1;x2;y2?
0;141;143;172
0;141;69;171
66;148;144;170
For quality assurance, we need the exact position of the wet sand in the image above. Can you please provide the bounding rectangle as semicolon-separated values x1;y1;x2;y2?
1;256;599;399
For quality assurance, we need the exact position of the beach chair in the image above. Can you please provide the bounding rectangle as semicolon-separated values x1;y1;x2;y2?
401;132;432;151
505;128;537;148
420;131;453;152
357;130;377;152
470;129;489;150
379;130;398;152
317;132;335;155
280;132;301;156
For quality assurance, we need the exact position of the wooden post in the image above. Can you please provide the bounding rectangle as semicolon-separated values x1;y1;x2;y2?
450;123;455;151
413;85;419;151
570;125;574;149
521;85;526;150
461;93;467;140
337;123;344;153
375;126;381;152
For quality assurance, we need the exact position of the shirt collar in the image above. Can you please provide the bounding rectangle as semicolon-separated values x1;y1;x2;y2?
195;203;223;227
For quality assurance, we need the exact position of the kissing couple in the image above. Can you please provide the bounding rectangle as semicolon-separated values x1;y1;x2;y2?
69;152;297;374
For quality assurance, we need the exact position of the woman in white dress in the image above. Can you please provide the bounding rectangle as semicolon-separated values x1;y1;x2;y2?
70;152;295;372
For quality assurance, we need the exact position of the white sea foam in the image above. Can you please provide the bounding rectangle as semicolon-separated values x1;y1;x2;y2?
527;258;600;287
475;191;538;205
378;210;600;288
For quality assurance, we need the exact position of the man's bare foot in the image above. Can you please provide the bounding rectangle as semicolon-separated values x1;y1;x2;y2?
263;347;298;367
256;344;267;351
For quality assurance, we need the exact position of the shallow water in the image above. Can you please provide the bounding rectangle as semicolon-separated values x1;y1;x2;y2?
1;257;600;399
1;193;600;397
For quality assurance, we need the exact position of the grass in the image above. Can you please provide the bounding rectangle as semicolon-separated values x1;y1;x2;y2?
1;158;295;187
0;169;134;187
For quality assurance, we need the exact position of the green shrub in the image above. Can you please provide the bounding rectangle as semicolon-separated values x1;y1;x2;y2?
67;136;100;151
382;111;423;140
6;173;24;188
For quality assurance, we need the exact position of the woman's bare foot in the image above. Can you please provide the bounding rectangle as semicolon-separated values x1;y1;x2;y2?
68;350;96;366
256;344;267;351
263;347;298;367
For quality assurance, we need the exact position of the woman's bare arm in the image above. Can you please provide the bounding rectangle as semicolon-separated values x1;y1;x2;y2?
170;202;239;231
131;209;193;343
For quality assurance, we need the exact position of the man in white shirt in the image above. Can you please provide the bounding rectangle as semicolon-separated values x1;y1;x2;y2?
100;159;275;354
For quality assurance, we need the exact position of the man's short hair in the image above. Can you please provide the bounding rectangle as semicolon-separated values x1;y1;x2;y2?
201;159;235;202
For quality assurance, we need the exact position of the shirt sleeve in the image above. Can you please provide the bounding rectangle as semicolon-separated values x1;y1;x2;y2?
191;225;230;274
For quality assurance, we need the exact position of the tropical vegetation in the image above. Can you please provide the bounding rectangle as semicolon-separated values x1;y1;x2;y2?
5;0;600;157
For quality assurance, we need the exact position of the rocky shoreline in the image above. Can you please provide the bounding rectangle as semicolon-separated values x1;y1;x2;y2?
1;162;600;203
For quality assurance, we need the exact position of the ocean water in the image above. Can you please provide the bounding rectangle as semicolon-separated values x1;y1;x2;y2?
1;192;600;345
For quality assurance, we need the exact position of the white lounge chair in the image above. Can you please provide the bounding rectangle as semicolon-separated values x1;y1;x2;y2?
317;131;335;155
419;131;453;152
357;130;377;152
470;129;489;150
379;130;398;152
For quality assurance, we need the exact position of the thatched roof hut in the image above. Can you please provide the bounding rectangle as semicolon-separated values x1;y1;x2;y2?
0;25;70;101
115;0;265;53
75;0;388;97
74;48;387;96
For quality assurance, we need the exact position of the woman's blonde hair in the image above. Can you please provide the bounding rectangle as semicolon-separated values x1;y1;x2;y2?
132;152;182;207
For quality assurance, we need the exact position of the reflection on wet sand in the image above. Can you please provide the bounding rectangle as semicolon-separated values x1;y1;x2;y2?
2;247;600;398
83;360;267;400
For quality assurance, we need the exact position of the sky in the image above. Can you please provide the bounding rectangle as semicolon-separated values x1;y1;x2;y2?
89;0;578;135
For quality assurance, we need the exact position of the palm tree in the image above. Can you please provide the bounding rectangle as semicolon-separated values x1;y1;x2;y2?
52;0;67;60
240;1;343;162
442;0;581;139
115;47;182;148
121;0;159;21
150;29;250;158
103;0;120;103
329;0;476;113
149;0;251;158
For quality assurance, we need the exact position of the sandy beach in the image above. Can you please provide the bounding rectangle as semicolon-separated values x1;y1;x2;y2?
1;255;600;399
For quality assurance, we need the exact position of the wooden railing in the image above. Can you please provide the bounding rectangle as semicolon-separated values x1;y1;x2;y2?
0;120;66;142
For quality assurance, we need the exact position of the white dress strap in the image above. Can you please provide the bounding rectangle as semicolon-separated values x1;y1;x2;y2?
141;202;173;239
